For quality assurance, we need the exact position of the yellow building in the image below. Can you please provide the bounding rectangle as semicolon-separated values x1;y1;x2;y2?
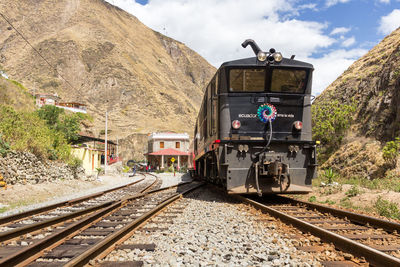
71;134;118;175
71;145;102;175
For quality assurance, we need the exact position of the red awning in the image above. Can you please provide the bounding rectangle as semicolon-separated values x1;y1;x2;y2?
147;148;189;156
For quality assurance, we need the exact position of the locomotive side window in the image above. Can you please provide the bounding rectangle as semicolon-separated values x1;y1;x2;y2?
229;68;265;92
270;69;307;93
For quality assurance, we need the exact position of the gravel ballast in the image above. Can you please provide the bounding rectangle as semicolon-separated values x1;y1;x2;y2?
104;187;324;266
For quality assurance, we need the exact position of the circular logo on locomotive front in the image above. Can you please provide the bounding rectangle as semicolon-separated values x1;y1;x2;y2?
257;103;277;123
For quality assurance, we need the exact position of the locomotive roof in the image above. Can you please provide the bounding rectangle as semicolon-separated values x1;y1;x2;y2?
220;56;313;69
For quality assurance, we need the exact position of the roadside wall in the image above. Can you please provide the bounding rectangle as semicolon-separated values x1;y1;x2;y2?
0;151;89;185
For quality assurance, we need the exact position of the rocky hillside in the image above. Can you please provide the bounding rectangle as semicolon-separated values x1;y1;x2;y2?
314;27;400;179
0;0;215;146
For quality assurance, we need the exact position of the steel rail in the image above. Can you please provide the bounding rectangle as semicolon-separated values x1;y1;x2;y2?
0;200;115;243
0;177;145;225
0;177;157;242
234;195;400;266
0;180;194;266
139;174;160;193
0;199;125;267
65;182;204;267
280;196;400;233
0;174;166;243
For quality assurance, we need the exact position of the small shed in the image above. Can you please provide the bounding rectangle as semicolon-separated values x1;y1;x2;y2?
71;134;118;175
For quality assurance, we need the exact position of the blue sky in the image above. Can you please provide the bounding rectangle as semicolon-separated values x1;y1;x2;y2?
107;0;400;95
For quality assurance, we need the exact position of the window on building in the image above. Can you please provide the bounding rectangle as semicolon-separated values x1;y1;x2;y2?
176;142;180;149
160;141;164;149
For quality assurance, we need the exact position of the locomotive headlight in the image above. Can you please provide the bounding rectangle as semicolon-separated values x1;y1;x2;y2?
243;144;249;152
293;121;303;131
232;120;241;129
273;52;283;62
238;144;244;152
257;51;267;62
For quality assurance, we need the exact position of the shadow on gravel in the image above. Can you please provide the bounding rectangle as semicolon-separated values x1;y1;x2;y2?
177;178;293;206
177;180;241;204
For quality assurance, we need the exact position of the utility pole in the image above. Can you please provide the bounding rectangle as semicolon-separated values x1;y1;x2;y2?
104;111;108;175
116;137;119;160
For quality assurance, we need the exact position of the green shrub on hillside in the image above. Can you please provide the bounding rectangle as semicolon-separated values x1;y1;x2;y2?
374;197;400;219
36;105;89;142
68;157;83;169
322;168;339;184
345;185;361;197
0;105;77;161
0;133;10;157
382;137;400;167
312;99;356;161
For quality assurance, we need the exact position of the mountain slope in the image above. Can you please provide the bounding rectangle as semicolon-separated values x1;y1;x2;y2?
315;27;400;141
314;27;400;178
0;76;35;111
0;0;216;141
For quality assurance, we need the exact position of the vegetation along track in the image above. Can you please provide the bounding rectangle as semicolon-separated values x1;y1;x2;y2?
234;194;400;266
0;177;202;266
0;173;160;262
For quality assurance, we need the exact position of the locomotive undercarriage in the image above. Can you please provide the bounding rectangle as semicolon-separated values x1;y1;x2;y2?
198;142;316;195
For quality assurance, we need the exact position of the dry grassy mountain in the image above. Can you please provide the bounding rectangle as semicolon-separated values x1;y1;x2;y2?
314;27;400;179
0;0;216;160
0;77;35;112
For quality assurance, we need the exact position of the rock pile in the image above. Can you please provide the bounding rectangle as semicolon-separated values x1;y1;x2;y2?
0;151;87;185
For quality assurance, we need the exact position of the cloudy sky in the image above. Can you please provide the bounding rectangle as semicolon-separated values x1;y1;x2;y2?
106;0;400;95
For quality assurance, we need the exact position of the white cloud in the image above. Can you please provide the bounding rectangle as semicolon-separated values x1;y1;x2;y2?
378;0;390;4
298;3;318;11
330;27;351;35
107;0;366;94
111;0;334;66
325;0;351;7
342;36;356;47
378;9;400;35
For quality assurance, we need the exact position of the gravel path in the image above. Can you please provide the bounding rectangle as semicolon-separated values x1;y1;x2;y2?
104;187;325;266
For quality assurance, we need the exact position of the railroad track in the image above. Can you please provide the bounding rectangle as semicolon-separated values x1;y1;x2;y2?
0;173;160;264
0;177;202;266
234;194;400;266
0;173;159;240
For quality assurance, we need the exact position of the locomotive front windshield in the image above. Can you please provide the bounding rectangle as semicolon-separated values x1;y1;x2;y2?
270;69;307;93
228;67;308;93
229;68;265;92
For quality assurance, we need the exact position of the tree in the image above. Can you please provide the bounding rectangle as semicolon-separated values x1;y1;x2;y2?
36;105;64;129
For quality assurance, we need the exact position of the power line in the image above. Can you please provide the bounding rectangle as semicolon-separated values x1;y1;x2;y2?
0;12;79;93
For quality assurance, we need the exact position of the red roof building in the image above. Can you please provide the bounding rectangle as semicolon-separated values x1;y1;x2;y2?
147;148;189;156
145;132;190;170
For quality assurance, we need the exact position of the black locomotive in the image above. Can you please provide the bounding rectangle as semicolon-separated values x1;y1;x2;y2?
193;40;317;195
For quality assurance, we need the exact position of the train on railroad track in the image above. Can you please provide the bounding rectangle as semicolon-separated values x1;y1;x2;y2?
192;39;317;195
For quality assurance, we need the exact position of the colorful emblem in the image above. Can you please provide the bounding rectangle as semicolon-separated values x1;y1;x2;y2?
257;103;277;123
